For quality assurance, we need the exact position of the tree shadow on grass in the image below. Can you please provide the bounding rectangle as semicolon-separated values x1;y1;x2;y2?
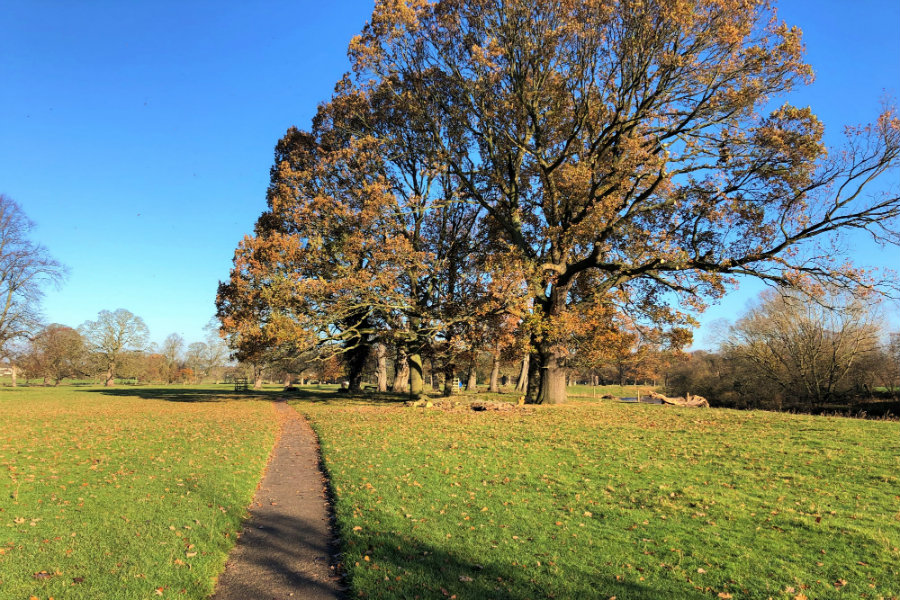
287;388;414;405
333;524;675;600
87;386;284;403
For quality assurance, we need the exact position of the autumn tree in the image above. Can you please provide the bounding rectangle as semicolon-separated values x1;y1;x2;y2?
347;0;900;403
21;324;85;385
80;309;149;386
217;80;521;397
0;195;66;374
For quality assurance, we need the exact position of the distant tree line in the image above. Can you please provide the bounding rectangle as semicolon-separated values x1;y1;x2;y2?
6;310;234;387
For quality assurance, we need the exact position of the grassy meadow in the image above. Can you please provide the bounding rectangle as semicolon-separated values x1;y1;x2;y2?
0;385;279;600
293;390;900;600
2;383;898;600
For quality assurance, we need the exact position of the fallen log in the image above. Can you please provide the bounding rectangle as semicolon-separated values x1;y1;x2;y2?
648;391;709;408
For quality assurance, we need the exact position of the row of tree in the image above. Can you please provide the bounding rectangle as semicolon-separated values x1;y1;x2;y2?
217;0;900;404
0;194;244;387
8;309;231;387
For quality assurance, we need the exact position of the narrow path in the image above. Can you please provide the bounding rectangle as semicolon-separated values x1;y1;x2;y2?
211;400;342;600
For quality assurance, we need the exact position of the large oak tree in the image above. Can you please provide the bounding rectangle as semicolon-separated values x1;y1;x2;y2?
345;0;900;403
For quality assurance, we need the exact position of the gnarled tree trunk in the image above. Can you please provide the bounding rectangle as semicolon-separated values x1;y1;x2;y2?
375;343;388;392
466;364;477;391
392;349;409;393
489;351;501;393
527;285;569;404
442;363;455;397
515;353;529;392
346;341;371;393
408;352;424;397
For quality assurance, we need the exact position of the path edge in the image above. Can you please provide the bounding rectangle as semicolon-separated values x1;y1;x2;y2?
288;400;349;598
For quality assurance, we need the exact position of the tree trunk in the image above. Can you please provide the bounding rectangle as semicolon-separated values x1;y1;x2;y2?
105;363;115;387
392;350;409;392
283;374;292;387
534;344;567;404
442;364;455;397
515;353;529;392
10;365;16;387
253;365;263;389
489;352;500;393
375;343;388;392
526;285;570;404
346;341;371;393
466;364;477;391
408;352;424;397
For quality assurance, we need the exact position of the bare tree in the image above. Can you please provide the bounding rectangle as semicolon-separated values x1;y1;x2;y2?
727;289;882;406
80;309;149;386
161;333;184;383
0;195;66;376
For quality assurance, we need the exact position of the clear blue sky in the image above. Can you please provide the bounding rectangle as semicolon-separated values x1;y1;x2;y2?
1;1;898;348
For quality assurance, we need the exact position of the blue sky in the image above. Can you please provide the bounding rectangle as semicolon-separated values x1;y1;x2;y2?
1;0;898;349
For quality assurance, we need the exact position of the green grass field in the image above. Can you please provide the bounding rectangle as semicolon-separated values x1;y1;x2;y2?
3;384;898;600
0;385;279;600
293;391;900;600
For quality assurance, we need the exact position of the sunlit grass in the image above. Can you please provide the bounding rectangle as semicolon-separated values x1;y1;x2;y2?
0;385;278;599
294;394;900;600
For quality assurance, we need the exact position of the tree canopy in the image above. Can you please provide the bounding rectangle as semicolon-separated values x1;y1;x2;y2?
219;0;900;403
80;309;149;387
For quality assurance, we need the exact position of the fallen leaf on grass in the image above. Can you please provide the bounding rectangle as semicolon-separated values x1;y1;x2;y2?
459;575;473;582
33;571;52;579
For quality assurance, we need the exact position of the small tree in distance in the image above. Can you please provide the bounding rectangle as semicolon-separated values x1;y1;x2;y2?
80;309;149;386
22;324;86;385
